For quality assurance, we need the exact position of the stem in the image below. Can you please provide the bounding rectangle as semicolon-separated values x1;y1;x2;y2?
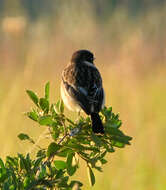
58;133;69;145
77;152;89;163
45;133;69;164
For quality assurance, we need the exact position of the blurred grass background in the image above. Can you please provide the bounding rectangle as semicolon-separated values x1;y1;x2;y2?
0;0;166;189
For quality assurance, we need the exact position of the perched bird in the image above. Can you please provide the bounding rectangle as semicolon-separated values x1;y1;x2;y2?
61;50;105;134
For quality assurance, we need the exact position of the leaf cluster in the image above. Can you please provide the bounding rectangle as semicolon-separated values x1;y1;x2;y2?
0;82;132;189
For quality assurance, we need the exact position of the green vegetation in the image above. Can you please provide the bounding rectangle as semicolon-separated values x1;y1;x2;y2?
0;82;131;189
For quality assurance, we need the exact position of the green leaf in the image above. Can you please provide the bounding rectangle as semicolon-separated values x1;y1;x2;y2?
101;106;112;118
56;148;73;157
87;165;95;186
55;100;60;113
91;134;102;146
26;90;39;106
6;156;18;168
56;100;64;113
78;152;91;162
33;157;43;172
27;111;38;121
67;165;77;176
25;154;32;171
24;176;31;188
54;160;67;170
58;176;69;187
100;151;107;158
59;100;64;113
55;170;65;179
0;158;5;169
94;166;102;172
0;169;7;183
66;142;87;151
45;81;50;100
107;146;115;152
111;140;125;148
106;126;124;136
67;153;77;176
111;136;131;145
9;185;15;190
100;158;107;165
124;135;133;141
66;153;74;167
18;133;30;141
39;98;49;113
50;104;58;117
115;120;122;128
51;130;60;141
36;149;46;158
66;118;75;126
17;133;35;144
39;115;53;126
69;180;83;188
47;142;61;157
38;164;46;179
18;154;30;172
0;159;7;183
104;107;112;119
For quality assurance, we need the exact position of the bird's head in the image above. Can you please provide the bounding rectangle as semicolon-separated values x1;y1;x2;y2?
71;50;95;64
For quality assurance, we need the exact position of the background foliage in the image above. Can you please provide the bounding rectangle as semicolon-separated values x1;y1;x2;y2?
0;1;166;189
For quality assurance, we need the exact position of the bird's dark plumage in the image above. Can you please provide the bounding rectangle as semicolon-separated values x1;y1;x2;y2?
71;50;94;64
91;113;104;134
61;50;105;134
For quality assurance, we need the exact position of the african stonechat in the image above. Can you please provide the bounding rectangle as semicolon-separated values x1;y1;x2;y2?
61;50;105;134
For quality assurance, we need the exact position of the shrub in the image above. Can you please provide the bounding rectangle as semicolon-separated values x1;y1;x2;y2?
0;82;132;189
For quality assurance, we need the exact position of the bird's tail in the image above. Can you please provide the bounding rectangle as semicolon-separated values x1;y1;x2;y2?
90;113;104;134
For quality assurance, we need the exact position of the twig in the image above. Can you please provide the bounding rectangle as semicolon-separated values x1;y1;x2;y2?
45;133;69;164
58;133;69;145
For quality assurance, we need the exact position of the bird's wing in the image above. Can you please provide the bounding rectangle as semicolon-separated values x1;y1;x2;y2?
62;63;104;114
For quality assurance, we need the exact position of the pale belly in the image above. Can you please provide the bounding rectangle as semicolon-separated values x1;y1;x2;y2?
61;82;81;112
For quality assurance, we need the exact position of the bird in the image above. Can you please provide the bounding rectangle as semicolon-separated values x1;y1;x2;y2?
61;49;105;134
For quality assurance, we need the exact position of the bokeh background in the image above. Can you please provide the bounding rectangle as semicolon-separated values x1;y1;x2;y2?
0;0;166;189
